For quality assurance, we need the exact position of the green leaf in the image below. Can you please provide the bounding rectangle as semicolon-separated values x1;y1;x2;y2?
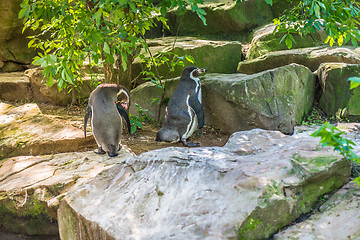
264;0;272;6
285;36;293;49
103;42;111;54
338;35;344;46
136;121;143;128
121;53;127;71
185;55;195;64
348;77;360;89
130;124;137;134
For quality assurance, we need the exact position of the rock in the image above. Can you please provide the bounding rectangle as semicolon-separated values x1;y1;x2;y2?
0;149;133;236
274;181;360;239
132;37;242;84
131;63;315;135
203;63;315;135
25;68;99;106
0;103;95;159
318;63;360;119
57;128;351;239
237;46;360;74
246;23;328;60
0;61;25;72
129;77;180;120
148;0;273;37
0;0;38;67
0;72;34;102
0;71;61;103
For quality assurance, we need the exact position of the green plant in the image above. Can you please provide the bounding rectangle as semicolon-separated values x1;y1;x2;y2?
19;0;207;93
138;34;195;121
311;122;360;184
241;0;360;49
302;107;350;126
273;0;360;49
129;103;154;134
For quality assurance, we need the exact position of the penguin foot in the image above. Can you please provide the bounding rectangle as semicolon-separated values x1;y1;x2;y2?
181;138;200;147
107;152;118;157
94;147;106;155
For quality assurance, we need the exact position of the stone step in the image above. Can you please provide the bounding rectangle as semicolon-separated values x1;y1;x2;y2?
0;72;48;103
0;102;95;159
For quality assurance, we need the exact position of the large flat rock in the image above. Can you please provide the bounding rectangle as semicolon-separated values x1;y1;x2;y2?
0;103;95;159
58;128;351;239
0;149;133;236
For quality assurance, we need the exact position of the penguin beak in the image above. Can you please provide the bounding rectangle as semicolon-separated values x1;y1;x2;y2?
197;68;207;75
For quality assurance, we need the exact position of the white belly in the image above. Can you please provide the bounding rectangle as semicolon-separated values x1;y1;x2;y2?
182;96;198;139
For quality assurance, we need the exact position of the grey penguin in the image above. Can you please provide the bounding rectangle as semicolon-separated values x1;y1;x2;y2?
84;83;131;157
156;66;207;147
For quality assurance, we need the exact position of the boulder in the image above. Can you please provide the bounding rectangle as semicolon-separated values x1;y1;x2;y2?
237;46;360;74
0;103;95;159
25;68;99;106
58;128;351;239
246;23;328;60
0;72;36;102
0;149;133;236
318;63;360;119
132;37;242;84
0;0;38;69
148;0;273;38
129;77;179;120
274;181;360;239
131;63;315;135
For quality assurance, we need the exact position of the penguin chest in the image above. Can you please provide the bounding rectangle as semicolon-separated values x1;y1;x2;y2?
182;97;198;140
194;78;202;103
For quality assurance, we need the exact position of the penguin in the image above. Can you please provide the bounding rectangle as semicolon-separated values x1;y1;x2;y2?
156;66;207;147
84;83;131;157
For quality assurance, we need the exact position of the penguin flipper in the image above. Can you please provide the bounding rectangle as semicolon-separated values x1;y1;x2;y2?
84;105;92;139
116;102;131;134
189;95;204;129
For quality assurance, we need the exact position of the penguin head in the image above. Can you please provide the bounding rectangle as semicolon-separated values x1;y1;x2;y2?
116;85;131;110
181;66;207;80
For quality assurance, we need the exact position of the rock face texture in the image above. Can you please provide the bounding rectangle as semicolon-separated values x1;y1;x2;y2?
58;128;351;239
131;63;315;135
148;0;274;37
274;181;360;240
318;63;360;120
245;23;328;60
25;68;98;106
132;37;242;83
0;0;37;72
0;150;133;236
237;46;360;74
0;103;95;159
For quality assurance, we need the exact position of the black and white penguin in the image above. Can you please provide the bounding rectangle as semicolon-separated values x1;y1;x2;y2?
156;66;207;147
84;83;131;157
